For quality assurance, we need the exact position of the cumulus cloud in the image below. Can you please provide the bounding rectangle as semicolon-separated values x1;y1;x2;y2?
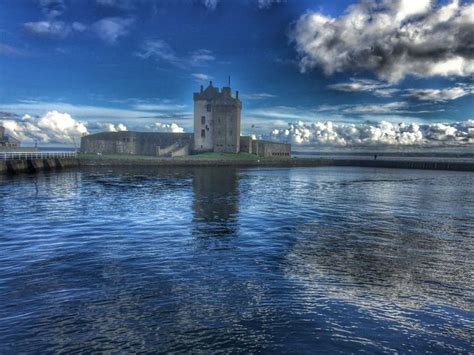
146;122;185;133
0;111;88;144
404;86;474;102
91;122;128;132
291;0;474;82
92;17;134;44
269;120;474;146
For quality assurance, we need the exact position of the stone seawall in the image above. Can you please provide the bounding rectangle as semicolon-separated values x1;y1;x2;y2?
2;157;472;174
79;157;474;172
0;158;79;175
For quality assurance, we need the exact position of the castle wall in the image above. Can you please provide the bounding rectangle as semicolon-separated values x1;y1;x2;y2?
213;103;240;153
251;140;291;158
239;136;252;154
194;100;213;152
81;132;193;157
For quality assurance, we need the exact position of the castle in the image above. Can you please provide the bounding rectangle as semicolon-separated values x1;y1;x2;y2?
194;82;241;153
81;82;290;158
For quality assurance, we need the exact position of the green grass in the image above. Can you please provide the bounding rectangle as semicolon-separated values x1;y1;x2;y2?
175;152;259;160
79;152;291;161
78;153;160;160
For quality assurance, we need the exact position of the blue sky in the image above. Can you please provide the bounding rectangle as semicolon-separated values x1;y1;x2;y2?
0;0;473;146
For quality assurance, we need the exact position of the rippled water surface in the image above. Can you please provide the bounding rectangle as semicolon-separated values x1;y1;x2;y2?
1;166;473;353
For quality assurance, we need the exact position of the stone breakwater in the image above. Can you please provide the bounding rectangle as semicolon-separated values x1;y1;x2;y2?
1;157;473;174
79;157;474;172
0;158;79;174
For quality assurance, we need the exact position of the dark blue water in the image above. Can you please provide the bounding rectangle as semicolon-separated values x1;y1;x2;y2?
1;167;473;353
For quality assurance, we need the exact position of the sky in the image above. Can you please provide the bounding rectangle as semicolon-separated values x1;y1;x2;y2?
0;0;473;148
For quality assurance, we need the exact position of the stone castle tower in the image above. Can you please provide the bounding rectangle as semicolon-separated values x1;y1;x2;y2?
193;81;242;153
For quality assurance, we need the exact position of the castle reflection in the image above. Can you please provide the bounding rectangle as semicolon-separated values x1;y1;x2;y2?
192;167;240;238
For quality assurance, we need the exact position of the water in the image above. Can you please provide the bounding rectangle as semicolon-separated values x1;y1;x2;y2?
0;166;473;353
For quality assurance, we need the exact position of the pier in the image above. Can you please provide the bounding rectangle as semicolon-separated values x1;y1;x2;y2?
0;151;79;174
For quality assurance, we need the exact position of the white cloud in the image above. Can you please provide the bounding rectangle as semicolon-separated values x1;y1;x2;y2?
404;86;474;102
96;0;134;9
136;39;179;63
23;17;131;43
133;103;187;111
0;100;190;122
146;122;185;133
0;111;87;144
137;40;215;68
38;0;66;18
203;0;284;10
189;49;215;66
257;0;285;9
202;0;218;10
269;120;474;146
191;73;213;82
0;43;23;56
242;93;277;100
343;102;409;114
329;79;399;97
23;21;71;38
91;122;128;132
330;79;474;102
71;22;87;32
291;0;474;82
91;17;134;44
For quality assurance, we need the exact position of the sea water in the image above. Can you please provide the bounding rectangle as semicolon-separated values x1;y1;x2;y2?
0;166;472;353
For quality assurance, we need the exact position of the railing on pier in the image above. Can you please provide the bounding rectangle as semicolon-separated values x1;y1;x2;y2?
0;151;78;160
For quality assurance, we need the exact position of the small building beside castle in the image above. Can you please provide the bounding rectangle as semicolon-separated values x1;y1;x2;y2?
81;82;290;158
0;125;20;150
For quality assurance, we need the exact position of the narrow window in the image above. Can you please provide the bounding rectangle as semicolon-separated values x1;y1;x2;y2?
201;129;205;138
206;104;212;112
201;116;205;124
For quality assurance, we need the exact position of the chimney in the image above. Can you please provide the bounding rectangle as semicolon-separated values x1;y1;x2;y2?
200;85;203;93
209;81;213;87
236;90;239;100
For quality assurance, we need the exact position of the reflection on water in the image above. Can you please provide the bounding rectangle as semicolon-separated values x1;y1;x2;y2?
0;167;472;353
193;167;240;238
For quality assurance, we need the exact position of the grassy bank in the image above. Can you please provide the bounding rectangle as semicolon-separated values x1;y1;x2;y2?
175;152;259;160
79;152;291;161
79;153;160;161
